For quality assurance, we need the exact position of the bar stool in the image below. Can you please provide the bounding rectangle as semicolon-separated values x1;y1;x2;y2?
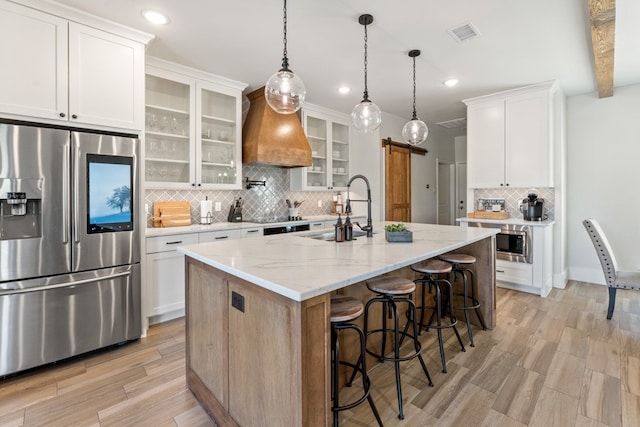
330;295;383;427
410;259;465;373
439;253;487;347
363;276;433;420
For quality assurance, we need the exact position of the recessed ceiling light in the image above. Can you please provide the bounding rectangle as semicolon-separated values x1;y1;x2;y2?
444;79;459;87
142;9;169;25
337;86;351;95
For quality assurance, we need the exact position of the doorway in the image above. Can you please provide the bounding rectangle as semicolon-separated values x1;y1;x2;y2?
436;159;455;225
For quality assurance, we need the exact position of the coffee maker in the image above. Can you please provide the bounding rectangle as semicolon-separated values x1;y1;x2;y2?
520;192;545;221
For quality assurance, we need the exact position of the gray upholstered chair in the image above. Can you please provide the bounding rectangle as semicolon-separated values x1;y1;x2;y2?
583;218;640;319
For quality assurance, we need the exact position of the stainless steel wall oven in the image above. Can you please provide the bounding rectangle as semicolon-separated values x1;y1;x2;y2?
0;122;141;376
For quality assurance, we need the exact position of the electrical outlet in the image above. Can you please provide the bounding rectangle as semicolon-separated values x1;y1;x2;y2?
231;291;245;312
317;200;322;208
214;202;222;212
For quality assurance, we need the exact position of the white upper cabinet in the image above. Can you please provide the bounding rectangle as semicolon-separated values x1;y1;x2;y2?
68;23;144;129
291;104;350;191
464;81;558;189
0;1;68;120
144;58;247;190
0;0;149;131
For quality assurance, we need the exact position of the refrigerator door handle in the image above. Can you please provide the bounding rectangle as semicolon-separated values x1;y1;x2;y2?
0;271;131;296
73;141;80;244
62;139;70;244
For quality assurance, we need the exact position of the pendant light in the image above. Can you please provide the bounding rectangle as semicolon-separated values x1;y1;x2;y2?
402;50;429;145
351;14;382;133
265;0;306;114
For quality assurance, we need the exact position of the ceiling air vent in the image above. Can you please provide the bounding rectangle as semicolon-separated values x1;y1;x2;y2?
447;22;481;43
436;117;467;129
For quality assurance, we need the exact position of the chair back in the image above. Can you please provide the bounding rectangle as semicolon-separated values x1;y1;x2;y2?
583;218;618;287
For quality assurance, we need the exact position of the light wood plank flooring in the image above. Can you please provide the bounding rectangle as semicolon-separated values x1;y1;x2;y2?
2;280;639;426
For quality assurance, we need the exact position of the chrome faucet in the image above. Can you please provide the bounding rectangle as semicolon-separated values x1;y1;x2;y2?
345;174;373;237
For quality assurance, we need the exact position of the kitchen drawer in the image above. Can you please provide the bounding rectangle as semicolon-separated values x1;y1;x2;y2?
496;259;533;287
199;229;242;243
309;220;327;230
242;227;263;238
147;233;199;254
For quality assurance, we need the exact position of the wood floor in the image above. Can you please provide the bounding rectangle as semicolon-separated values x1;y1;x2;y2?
2;280;640;427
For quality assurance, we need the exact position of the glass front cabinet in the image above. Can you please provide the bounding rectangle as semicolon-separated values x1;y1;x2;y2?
144;58;246;189
291;104;350;191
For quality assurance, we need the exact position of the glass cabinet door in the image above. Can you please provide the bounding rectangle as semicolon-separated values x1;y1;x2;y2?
331;122;349;188
305;115;328;188
198;85;240;188
144;73;193;187
292;105;350;191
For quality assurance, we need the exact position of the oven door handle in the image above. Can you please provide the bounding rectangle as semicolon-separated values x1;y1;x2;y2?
0;271;131;296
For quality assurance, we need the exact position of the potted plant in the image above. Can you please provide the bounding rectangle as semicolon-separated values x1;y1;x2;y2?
384;223;413;242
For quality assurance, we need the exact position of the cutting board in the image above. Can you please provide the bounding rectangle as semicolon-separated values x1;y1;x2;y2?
469;211;509;219
153;201;191;227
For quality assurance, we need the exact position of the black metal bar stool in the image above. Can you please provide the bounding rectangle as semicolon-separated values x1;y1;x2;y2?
330;295;383;427
362;276;433;420
409;259;465;373
439;253;487;347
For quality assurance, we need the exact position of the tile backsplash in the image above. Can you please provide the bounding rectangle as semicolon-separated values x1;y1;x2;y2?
145;165;338;226
473;187;555;219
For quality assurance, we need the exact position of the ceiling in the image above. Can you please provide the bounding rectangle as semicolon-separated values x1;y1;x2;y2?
54;0;640;136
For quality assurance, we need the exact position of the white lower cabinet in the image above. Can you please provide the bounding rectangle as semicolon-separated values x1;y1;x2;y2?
199;229;242;243
146;233;198;323
495;225;553;297
496;259;533;287
146;228;253;324
242;227;263;238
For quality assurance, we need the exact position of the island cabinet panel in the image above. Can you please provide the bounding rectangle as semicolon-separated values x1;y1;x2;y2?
184;258;331;427
186;260;228;408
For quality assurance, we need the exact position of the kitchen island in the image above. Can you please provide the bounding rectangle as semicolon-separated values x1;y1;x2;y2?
177;222;498;427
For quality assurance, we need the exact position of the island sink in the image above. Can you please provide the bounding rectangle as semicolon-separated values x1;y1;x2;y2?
300;229;376;241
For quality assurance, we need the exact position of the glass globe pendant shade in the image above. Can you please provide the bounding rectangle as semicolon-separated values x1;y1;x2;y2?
351;99;382;133
402;118;428;145
265;69;306;114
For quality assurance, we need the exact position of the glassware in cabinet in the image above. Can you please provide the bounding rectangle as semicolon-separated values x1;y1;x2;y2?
331;122;349;188
145;73;193;187
290;104;350;191
197;85;241;187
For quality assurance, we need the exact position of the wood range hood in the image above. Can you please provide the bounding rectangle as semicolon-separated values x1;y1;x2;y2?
242;86;312;168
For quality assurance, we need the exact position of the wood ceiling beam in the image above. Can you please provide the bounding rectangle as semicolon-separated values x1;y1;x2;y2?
588;0;616;98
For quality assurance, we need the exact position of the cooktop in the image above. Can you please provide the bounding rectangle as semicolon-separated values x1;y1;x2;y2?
246;216;305;224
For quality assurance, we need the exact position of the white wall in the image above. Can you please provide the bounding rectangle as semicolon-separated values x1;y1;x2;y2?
567;83;640;284
349;125;382;221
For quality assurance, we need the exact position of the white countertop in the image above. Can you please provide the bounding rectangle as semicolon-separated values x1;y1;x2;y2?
177;222;498;302
145;215;351;237
457;216;556;227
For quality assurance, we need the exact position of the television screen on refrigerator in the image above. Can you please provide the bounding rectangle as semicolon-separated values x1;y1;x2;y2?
87;154;134;233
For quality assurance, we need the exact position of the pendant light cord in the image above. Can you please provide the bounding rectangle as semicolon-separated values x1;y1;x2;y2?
281;0;290;71
362;22;370;101
411;55;418;120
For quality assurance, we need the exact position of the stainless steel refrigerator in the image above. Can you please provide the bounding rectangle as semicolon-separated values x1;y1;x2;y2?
0;122;141;376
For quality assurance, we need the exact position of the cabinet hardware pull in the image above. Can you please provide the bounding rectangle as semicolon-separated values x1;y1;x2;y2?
71;114;78;119
166;240;183;245
215;236;229;240
59;112;66;118
496;269;505;273
247;230;259;233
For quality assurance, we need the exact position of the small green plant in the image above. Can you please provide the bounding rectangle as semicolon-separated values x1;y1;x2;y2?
384;223;407;232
